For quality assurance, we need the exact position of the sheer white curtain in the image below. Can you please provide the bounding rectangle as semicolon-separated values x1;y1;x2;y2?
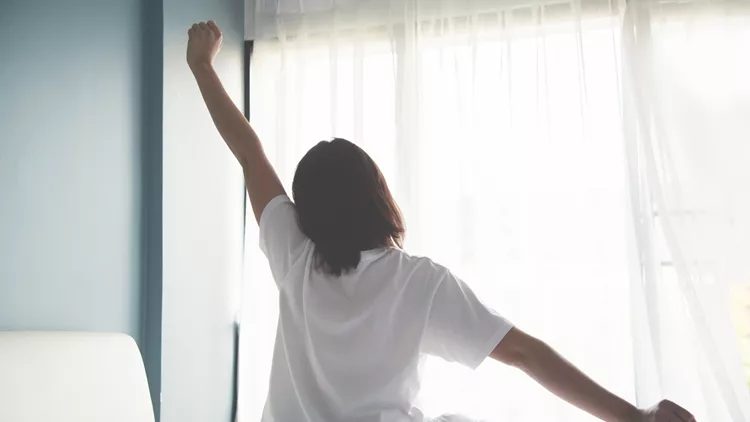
238;0;749;421
622;1;750;420
240;1;634;421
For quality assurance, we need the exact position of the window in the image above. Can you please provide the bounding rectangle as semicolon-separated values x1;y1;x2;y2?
239;3;750;421
242;15;634;422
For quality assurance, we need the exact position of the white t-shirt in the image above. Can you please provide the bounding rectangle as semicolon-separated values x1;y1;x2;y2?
259;195;513;422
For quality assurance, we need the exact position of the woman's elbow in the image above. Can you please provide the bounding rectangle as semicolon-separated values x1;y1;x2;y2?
489;327;548;371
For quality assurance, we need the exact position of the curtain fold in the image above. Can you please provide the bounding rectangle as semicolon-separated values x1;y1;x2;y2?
239;0;750;420
621;1;750;420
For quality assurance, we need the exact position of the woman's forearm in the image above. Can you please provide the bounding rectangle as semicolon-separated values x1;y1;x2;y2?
518;338;640;422
492;328;641;422
190;62;260;166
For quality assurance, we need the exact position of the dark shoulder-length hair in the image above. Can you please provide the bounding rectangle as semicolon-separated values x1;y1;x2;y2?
292;138;405;276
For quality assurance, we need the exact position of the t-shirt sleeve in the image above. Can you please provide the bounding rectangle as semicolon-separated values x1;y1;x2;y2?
421;268;514;370
259;195;309;286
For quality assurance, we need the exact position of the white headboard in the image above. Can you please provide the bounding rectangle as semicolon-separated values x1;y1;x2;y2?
0;332;154;422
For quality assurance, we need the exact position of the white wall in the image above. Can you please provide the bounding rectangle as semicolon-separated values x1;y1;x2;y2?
160;0;246;421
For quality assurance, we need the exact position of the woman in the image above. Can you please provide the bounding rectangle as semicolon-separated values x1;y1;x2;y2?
187;21;695;422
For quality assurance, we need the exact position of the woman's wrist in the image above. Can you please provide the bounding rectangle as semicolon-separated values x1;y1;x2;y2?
188;60;214;75
622;405;645;422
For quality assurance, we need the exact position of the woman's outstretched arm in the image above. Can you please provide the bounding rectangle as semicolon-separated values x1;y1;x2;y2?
491;327;695;422
187;20;284;223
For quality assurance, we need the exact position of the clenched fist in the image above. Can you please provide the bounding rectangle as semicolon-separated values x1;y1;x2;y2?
638;400;695;422
187;20;222;69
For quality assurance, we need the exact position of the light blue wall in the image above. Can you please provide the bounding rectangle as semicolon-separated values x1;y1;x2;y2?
0;0;164;417
160;1;245;421
0;0;144;341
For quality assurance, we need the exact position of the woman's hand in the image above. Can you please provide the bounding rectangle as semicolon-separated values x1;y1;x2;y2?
187;20;222;70
638;400;695;422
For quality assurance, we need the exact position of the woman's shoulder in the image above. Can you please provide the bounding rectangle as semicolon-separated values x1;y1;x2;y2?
383;248;452;279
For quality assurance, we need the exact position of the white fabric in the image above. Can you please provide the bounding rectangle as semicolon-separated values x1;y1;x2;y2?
239;3;637;421
245;0;622;40
239;0;750;421
0;332;154;422
256;195;513;422
622;1;750;420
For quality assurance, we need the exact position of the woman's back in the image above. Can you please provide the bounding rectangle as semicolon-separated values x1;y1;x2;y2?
260;196;513;422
